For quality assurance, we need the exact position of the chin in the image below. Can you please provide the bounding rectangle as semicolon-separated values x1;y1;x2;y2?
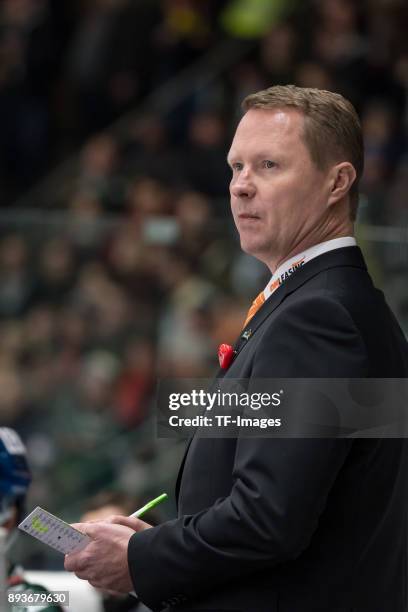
240;239;266;261
239;238;255;255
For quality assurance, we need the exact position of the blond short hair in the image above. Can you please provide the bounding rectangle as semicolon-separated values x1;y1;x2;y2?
242;85;364;220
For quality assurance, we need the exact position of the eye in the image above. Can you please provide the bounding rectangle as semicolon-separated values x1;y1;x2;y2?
231;162;243;171
262;160;276;169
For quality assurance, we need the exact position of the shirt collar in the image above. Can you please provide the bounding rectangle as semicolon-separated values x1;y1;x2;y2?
264;236;357;300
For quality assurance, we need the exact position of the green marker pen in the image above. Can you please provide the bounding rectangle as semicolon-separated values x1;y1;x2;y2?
130;493;168;519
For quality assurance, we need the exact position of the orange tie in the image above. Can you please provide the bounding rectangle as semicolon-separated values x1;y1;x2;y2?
242;291;265;329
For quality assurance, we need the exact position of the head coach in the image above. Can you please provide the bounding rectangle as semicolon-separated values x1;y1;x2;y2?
65;85;408;612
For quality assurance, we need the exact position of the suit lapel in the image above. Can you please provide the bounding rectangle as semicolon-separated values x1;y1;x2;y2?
231;246;367;360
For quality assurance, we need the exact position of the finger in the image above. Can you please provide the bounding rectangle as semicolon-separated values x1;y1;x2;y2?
64;553;79;572
65;552;87;573
70;522;92;535
71;521;101;538
107;515;152;531
75;571;92;581
101;514;126;524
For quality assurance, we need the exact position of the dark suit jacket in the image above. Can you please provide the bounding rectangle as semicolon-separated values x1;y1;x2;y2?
128;246;408;612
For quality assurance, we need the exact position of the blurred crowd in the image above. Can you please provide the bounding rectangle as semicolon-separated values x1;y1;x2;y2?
0;0;408;567
0;0;228;200
0;0;407;224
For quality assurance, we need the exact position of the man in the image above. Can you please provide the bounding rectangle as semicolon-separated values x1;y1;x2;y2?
0;427;63;611
65;85;408;611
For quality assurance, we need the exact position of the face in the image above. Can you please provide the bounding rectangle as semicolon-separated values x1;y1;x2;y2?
228;108;331;271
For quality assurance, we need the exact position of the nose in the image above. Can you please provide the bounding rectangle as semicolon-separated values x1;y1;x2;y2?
230;170;256;199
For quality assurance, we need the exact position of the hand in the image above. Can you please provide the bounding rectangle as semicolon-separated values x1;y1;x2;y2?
64;516;152;592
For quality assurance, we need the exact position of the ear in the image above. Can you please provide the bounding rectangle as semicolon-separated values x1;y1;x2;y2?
327;162;356;207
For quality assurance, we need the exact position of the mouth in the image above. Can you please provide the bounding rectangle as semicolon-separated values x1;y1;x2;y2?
238;213;260;220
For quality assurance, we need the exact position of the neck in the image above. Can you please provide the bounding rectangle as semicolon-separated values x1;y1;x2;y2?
268;216;354;273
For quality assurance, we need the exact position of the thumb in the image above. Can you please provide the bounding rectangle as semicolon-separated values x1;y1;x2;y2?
70;522;94;536
105;515;152;532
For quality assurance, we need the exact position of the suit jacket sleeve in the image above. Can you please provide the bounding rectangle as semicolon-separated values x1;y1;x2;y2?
127;294;369;610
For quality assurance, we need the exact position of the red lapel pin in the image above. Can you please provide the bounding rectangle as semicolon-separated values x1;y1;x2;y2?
218;343;235;369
